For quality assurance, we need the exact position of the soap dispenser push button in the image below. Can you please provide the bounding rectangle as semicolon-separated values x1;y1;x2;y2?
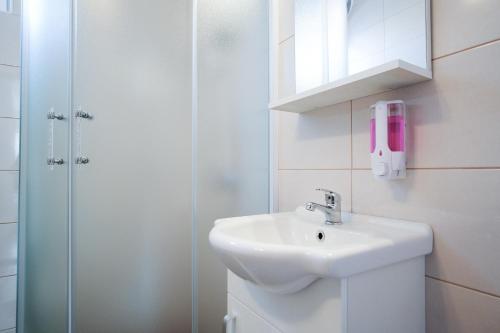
373;162;387;176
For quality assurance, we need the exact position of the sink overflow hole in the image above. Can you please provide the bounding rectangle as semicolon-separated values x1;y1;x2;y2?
317;230;325;241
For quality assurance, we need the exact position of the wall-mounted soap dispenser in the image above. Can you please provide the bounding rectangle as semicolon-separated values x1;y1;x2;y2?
370;100;406;180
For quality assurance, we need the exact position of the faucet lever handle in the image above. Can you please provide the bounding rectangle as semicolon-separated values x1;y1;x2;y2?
315;188;340;206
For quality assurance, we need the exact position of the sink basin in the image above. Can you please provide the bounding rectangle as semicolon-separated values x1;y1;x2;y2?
209;207;433;294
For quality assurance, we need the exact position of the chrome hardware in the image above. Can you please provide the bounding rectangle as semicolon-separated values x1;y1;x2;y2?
47;158;64;165
47;111;65;120
75;157;90;165
223;314;235;333
305;188;342;225
75;110;93;119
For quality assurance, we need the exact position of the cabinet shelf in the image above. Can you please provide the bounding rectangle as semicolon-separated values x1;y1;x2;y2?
269;60;432;113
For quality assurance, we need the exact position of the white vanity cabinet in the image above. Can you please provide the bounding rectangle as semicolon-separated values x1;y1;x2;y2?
226;257;425;333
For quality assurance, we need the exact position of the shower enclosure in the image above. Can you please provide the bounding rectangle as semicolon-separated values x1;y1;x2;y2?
18;0;269;332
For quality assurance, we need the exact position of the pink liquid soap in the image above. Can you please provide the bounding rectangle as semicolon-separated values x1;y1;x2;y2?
370;118;376;153
388;115;405;152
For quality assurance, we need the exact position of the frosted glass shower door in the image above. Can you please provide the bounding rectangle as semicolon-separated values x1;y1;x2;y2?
71;1;193;332
20;0;72;332
196;1;269;332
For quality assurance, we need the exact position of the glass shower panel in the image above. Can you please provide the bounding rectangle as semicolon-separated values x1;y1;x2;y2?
196;1;269;332
71;1;192;332
20;0;72;332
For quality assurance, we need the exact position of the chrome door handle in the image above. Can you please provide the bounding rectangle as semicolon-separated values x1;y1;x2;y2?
75;157;90;165
47;111;65;120
47;158;64;165
75;111;93;119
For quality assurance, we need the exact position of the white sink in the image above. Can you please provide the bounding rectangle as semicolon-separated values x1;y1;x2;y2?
209;207;433;294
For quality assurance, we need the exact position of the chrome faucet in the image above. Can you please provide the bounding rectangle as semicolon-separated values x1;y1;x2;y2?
305;188;342;225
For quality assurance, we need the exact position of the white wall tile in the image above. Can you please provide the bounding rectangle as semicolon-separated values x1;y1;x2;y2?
348;49;384;76
385;34;427;68
353;40;500;169
278;37;295;98
0;0;8;13
0;12;20;66
294;0;324;93
0;119;19;170
383;0;421;19
433;0;500;58
347;0;383;35
352;169;500;296
348;22;384;63
0;223;16;277
12;0;20;15
278;169;351;212
278;102;350;169
0;328;15;333
0;65;20;118
279;0;294;42
426;278;500;333
384;1;425;50
0;275;16;331
0;172;18;223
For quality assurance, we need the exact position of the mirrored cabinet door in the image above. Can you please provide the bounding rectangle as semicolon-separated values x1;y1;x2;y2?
294;0;430;93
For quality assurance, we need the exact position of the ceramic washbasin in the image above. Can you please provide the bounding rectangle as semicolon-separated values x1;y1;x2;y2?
209;207;433;294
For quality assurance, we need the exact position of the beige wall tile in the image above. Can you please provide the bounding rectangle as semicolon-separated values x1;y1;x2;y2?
0;12;20;66
433;0;500;58
278;169;351;212
352;40;500;169
278;37;295;98
426;277;500;333
278;0;294;43
352;169;500;296
279;102;351;169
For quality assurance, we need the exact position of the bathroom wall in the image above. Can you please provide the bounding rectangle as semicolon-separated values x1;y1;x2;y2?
0;0;20;332
273;1;500;332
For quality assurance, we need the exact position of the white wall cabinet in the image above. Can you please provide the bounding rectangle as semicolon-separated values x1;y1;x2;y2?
270;0;432;113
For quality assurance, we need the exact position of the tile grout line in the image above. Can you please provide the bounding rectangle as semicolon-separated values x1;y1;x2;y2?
350;100;353;213
278;167;500;171
406;166;500;170
0;117;20;120
278;34;294;45
426;275;500;299
433;37;500;61
0;63;20;68
0;273;17;279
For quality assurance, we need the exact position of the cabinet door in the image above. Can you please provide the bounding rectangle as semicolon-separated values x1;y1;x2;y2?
228;295;280;333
